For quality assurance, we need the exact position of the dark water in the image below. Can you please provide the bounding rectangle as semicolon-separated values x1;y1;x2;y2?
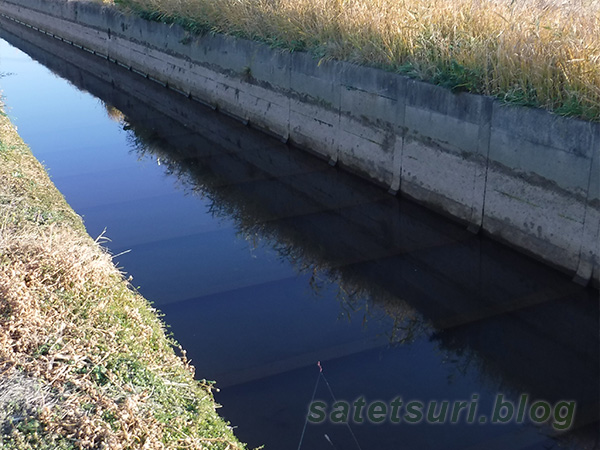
1;19;598;450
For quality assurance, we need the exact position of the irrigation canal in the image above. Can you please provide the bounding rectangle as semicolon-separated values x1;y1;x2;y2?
0;20;598;450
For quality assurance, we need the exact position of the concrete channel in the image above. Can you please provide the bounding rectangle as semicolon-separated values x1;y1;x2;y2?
0;0;598;286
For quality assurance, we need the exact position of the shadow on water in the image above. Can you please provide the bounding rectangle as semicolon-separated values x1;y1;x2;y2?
1;18;598;450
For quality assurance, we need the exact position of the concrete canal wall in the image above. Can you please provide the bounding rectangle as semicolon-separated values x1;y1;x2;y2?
0;0;598;285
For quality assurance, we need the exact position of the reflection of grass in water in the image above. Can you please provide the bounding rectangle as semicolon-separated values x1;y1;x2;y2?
123;115;430;346
101;100;126;124
115;0;599;121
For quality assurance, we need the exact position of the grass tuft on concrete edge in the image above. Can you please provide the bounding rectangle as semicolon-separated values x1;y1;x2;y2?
0;104;246;449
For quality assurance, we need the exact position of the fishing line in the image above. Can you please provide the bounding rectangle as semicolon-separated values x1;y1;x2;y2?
296;363;322;450
297;362;364;450
320;366;364;450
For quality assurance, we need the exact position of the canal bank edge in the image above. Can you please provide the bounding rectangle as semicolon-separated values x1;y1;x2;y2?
0;108;244;448
0;0;598;287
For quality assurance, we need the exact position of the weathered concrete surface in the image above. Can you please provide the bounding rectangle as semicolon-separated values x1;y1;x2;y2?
0;0;598;285
484;104;599;281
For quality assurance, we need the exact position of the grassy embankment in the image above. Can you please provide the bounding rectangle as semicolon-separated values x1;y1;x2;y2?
0;105;245;449
114;0;600;121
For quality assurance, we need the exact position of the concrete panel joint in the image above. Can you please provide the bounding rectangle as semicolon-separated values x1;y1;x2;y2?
471;95;493;233
574;122;600;285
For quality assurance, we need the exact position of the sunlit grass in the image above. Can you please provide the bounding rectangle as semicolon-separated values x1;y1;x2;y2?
115;0;600;120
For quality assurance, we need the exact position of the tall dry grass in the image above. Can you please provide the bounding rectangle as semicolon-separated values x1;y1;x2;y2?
118;0;600;119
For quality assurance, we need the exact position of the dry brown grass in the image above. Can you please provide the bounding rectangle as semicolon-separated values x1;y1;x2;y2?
0;108;244;449
117;0;600;120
